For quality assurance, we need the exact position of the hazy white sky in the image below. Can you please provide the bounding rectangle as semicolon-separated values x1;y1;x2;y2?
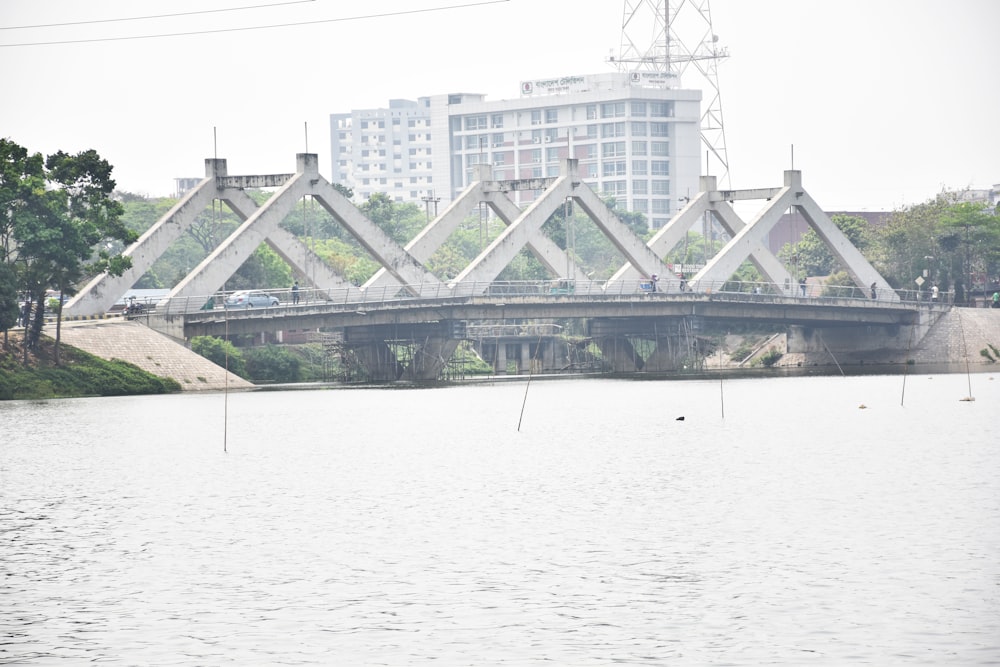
2;0;997;212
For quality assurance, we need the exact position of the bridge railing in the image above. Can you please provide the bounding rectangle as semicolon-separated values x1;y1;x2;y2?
159;278;944;316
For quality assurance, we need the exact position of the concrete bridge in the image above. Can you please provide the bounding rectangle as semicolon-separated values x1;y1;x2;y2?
125;281;943;380
61;153;946;380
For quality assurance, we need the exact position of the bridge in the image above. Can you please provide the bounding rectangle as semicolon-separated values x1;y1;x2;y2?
63;154;947;380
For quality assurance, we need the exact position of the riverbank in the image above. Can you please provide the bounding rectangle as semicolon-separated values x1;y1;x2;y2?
0;331;181;400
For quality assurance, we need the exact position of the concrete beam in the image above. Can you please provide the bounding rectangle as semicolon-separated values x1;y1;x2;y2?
65;159;228;317
449;173;576;293
689;185;797;295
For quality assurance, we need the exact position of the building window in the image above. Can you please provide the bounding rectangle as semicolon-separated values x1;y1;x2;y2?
586;125;598;139
544;128;558;142
632;121;647;136
531;109;542;125
633;179;648;194
546;165;560;177
651;141;669;156
531;148;542;163
492;132;505;146
603;180;627;195
602;160;627;177
409;148;417;155
545;147;559;162
651;180;670;195
545;108;559;123
632;160;648;176
531;129;543;143
586;105;598;120
633;198;648;212
393;118;400;125
408;119;416;128
465;115;487;130
652;198;671;213
577;144;597;160
651;161;670;176
601;122;625;138
632;141;648;156
586;163;599;178
631;101;647;116
601;102;625;118
491;113;504;128
650;122;670;137
494;152;507;165
602;141;626;158
650;101;672;117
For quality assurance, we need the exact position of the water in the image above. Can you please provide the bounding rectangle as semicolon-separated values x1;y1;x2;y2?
1;373;998;665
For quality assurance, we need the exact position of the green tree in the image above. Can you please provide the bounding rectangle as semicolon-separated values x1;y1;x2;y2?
0;262;19;342
779;214;873;279
3;141;135;362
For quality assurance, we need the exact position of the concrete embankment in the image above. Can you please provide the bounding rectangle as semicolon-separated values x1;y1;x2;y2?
57;318;253;392
747;307;1000;371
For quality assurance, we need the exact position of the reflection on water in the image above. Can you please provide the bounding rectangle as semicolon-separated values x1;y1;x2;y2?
1;374;998;665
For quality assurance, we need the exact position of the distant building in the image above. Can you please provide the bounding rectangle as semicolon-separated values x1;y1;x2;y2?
329;72;702;227
174;177;202;198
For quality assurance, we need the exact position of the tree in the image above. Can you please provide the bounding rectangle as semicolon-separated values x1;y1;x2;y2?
3;141;135;362
779;214;873;279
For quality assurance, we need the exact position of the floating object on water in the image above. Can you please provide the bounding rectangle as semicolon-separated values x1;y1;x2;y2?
858;404;868;409
675;416;685;421
960;396;975;402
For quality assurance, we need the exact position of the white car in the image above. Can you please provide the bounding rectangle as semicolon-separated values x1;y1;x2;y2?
224;290;279;309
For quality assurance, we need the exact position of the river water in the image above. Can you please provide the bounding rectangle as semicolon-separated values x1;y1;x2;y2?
1;373;998;666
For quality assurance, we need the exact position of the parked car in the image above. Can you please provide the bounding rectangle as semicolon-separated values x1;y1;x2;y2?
224;290;279;309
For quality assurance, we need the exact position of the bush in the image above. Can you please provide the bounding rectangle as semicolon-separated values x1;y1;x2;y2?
244;345;301;384
190;336;247;378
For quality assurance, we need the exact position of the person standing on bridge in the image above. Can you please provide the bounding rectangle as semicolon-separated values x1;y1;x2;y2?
292;281;300;305
870;282;877;300
650;274;658;292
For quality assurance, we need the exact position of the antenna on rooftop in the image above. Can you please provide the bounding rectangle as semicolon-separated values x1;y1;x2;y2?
611;0;731;187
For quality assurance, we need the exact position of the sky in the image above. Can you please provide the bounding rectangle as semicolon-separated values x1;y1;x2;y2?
2;0;997;214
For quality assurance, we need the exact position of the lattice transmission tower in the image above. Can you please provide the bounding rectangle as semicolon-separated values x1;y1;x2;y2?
612;0;730;187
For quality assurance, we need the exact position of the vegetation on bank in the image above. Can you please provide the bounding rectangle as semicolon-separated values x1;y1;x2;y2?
0;333;180;400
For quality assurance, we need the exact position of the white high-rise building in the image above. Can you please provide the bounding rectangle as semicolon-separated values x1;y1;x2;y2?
330;72;701;227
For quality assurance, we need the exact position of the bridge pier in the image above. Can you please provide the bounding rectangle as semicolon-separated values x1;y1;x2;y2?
350;341;404;381
401;338;461;381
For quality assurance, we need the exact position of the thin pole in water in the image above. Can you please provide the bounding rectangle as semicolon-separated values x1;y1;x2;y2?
718;338;725;419
957;310;974;400
516;335;543;432
900;319;916;406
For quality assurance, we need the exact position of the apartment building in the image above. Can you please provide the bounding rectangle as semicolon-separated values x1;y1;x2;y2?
330;72;702;227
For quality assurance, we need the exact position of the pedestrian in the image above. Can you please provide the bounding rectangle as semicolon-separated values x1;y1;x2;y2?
800;278;807;297
870;282;877;300
650;274;658;292
678;274;686;292
992;290;999;308
292;280;300;304
931;284;939;302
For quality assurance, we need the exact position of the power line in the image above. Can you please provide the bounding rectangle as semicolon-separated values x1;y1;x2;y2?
0;0;509;48
0;0;316;31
